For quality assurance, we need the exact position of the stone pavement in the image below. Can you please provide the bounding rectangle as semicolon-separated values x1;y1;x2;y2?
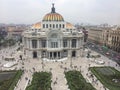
0;46;120;90
14;57;106;90
14;71;32;90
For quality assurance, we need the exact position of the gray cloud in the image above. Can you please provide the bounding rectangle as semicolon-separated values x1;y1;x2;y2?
0;0;120;25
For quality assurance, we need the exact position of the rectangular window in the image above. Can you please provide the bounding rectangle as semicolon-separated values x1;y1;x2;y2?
46;24;48;28
32;40;37;48
72;39;76;48
56;24;58;28
63;40;67;47
50;24;51;28
42;40;46;48
53;24;55;28
43;24;45;28
59;24;61;28
62;24;65;28
51;42;58;48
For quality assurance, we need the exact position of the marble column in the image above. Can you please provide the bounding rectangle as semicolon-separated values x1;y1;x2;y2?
28;39;30;48
52;52;53;59
27;38;29;48
77;39;79;48
56;52;58;59
39;40;41;48
49;52;50;59
37;39;39;49
60;52;61;58
70;39;71;48
30;39;32;49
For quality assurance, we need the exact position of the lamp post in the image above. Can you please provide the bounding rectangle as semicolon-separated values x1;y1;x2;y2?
70;51;73;69
70;57;72;68
42;52;45;71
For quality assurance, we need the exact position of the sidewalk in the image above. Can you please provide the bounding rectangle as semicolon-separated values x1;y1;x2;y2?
14;70;33;90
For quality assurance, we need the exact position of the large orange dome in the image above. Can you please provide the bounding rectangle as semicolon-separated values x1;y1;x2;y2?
42;13;64;22
42;3;64;22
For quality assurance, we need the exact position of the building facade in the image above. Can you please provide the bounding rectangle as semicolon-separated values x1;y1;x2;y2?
106;27;120;53
7;25;28;40
88;26;120;53
88;28;105;45
22;4;84;60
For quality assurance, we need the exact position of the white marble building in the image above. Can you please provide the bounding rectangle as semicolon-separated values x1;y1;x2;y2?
22;4;84;60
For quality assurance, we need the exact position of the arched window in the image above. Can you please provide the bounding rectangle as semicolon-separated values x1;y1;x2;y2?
51;34;57;38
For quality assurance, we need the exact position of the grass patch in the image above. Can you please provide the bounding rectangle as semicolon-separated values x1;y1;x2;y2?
90;66;120;90
26;71;52;90
0;70;23;90
65;70;96;90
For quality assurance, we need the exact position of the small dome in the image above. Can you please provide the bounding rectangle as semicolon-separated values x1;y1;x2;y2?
66;22;75;29
32;22;41;29
42;13;64;22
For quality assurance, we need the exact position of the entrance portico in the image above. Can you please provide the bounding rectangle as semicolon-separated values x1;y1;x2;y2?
48;51;62;59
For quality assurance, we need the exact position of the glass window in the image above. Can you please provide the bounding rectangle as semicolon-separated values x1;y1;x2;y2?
46;24;48;28
53;24;55;28
42;40;46;48
43;24;45;28
56;24;58;28
32;40;37;48
59;24;61;28
72;39;76;48
50;24;51;28
51;42;58;48
62;24;65;28
63;40;67;47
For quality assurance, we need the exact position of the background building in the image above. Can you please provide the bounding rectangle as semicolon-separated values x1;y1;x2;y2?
106;27;120;53
88;27;105;45
7;24;28;40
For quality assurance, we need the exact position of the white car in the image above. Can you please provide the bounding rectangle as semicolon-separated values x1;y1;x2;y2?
95;60;105;64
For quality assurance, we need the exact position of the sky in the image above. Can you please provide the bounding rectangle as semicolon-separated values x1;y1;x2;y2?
0;0;120;25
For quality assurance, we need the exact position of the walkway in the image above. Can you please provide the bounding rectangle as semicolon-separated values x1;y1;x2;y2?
14;70;33;90
0;45;120;90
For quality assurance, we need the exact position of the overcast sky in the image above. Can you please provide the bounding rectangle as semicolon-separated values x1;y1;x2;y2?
0;0;120;25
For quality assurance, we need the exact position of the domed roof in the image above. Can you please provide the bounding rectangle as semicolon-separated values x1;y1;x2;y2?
66;22;75;29
42;13;64;22
42;4;64;22
32;22;41;29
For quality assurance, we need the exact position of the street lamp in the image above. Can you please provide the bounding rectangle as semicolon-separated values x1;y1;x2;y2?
70;51;73;69
42;52;45;71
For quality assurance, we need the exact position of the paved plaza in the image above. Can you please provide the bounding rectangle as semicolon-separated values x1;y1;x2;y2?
0;45;120;90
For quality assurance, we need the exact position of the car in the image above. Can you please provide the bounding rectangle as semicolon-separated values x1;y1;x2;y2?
106;52;110;55
95;60;105;64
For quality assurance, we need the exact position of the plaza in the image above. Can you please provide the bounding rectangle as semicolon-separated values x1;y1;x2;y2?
0;43;120;90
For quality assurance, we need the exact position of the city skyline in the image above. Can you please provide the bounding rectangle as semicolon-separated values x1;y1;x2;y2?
0;0;120;25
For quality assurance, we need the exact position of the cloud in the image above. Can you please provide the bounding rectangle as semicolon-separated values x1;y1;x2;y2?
0;0;120;25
